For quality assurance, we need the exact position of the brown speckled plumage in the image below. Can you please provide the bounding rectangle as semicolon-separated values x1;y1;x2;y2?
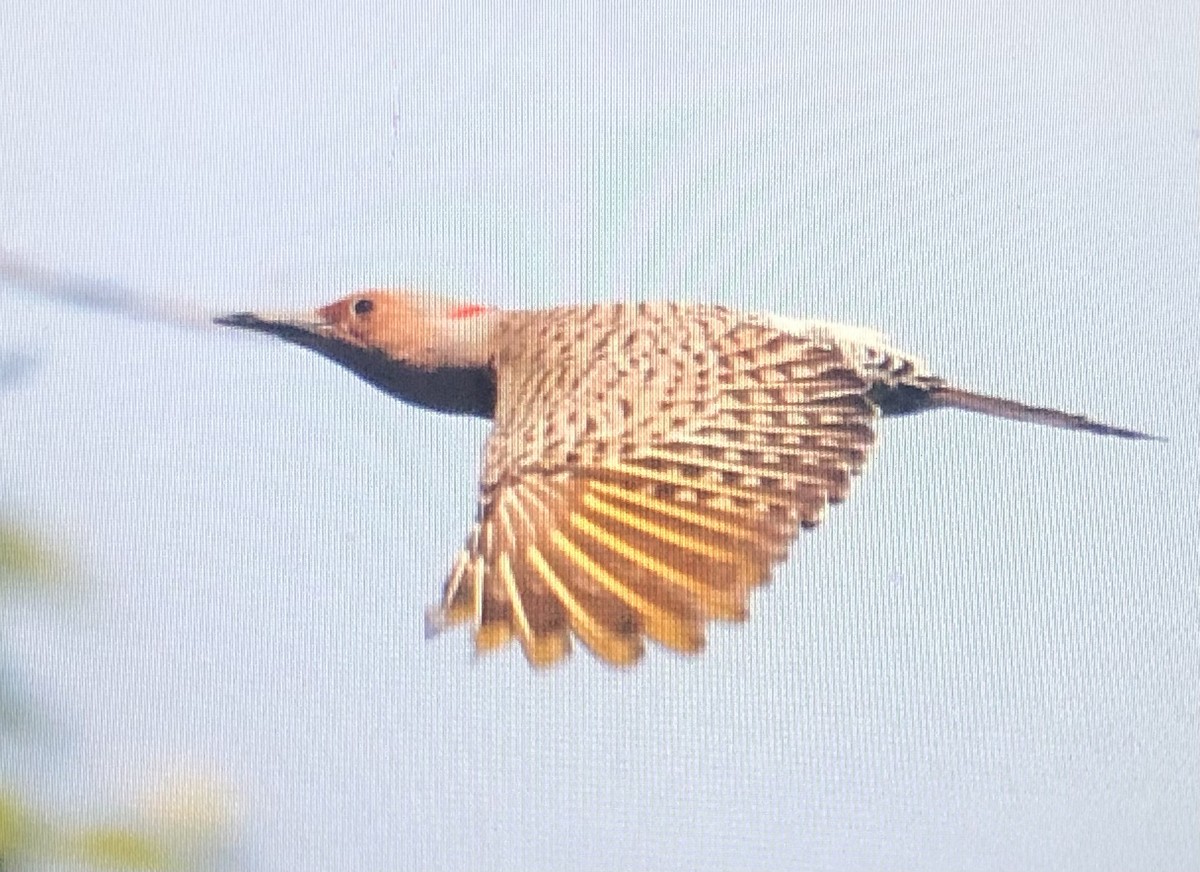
215;292;1158;668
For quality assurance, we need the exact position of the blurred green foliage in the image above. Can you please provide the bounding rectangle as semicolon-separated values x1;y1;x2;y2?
68;824;178;870
0;784;196;870
1;520;226;871
0;522;60;588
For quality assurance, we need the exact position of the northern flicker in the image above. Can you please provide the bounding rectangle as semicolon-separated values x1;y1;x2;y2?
215;292;1156;667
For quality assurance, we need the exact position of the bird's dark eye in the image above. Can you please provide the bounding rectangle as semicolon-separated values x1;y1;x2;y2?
353;298;374;316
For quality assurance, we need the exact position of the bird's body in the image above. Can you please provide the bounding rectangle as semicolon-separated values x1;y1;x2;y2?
215;292;1156;667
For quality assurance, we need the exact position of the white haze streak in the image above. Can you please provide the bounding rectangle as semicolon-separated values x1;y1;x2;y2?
0;247;218;331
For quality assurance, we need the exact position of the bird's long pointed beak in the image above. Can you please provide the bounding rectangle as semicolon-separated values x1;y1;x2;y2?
212;308;334;339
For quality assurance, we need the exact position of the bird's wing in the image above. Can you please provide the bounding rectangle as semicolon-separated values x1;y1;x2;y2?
429;316;880;667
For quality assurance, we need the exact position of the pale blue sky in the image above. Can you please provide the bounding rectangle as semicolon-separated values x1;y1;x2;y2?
1;1;1197;870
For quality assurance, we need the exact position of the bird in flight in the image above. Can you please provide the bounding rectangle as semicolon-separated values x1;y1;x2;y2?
215;292;1156;668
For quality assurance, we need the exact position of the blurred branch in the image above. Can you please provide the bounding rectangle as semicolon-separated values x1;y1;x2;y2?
0;352;37;391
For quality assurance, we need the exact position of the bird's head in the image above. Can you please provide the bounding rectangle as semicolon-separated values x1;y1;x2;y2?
213;289;500;416
214;289;497;369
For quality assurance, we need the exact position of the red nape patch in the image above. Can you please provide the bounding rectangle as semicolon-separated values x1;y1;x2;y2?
448;303;490;319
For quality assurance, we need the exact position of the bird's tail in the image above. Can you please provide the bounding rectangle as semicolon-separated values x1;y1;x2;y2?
925;384;1161;441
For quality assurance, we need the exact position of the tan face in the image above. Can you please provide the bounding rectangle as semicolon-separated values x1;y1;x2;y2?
313;290;478;367
316;291;412;346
